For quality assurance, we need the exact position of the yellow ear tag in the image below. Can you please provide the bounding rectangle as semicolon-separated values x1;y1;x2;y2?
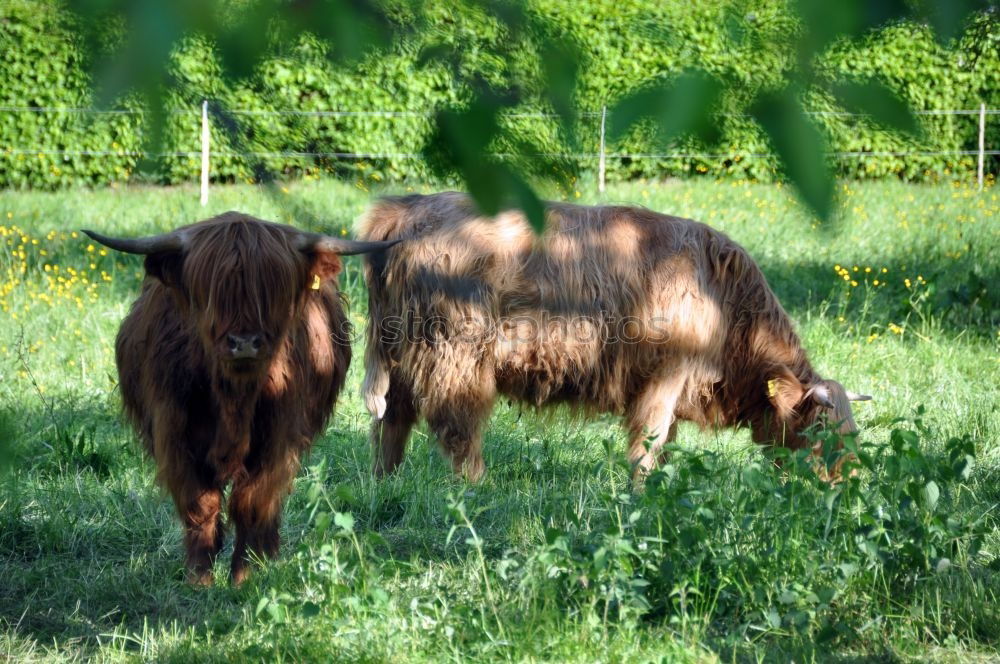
767;379;779;398
310;274;321;290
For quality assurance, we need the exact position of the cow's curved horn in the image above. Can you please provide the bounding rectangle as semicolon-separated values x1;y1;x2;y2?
295;232;401;256
846;391;872;402
806;383;836;409
82;229;186;254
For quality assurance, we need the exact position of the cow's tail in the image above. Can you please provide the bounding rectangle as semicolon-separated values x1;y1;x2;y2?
361;341;390;420
358;196;415;420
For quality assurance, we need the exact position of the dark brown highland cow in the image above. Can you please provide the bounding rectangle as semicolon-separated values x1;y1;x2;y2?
359;192;870;484
86;212;396;584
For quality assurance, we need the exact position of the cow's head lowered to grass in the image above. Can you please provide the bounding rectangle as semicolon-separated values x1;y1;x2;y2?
85;212;394;382
754;366;872;460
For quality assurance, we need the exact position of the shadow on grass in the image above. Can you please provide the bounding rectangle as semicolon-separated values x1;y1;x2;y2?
0;394;622;656
756;253;998;338
3;391;998;659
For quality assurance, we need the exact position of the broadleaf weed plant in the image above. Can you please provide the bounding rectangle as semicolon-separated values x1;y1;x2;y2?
484;409;991;650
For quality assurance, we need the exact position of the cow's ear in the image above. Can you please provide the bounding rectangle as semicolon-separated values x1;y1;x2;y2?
307;249;342;289
144;251;185;288
766;365;805;418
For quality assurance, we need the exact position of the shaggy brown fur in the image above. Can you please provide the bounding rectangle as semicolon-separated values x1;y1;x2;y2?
94;212;379;585
359;192;867;483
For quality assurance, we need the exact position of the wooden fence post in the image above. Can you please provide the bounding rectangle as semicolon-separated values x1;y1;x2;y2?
978;102;986;191
598;105;607;194
201;100;210;206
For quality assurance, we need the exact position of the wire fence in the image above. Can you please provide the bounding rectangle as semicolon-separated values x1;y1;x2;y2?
2;103;995;199
4;105;1000;117
6;148;1000;160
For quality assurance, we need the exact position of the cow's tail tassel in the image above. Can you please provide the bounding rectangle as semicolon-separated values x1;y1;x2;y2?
362;346;390;420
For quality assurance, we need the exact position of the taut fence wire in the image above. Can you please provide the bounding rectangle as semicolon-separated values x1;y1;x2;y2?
2;103;995;202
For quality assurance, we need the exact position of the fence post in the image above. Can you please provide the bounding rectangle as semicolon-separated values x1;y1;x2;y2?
978;102;986;191
598;105;607;194
200;100;210;206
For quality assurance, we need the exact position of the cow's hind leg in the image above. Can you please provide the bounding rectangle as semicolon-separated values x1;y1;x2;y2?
371;373;418;478
228;461;296;585
626;373;686;487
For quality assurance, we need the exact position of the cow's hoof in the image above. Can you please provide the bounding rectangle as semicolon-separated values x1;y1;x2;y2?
230;565;251;587
459;458;485;484
187;569;214;587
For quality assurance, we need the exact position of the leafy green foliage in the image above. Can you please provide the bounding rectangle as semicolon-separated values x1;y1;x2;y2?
495;416;988;641
0;0;141;188
793;0;909;66
609;70;723;146
607;0;993;219
236;415;995;656
913;0;994;41
831;79;920;137
423;92;549;231
751;88;835;220
2;0;998;203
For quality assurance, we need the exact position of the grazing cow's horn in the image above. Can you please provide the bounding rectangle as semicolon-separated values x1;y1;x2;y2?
82;229;186;254
806;383;836;409
846;391;872;402
295;232;401;255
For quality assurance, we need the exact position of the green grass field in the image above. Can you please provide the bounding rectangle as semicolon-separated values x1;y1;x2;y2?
1;179;998;662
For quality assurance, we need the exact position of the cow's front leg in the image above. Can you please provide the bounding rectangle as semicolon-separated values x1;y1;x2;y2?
167;474;224;585
626;374;685;487
154;417;225;585
421;360;495;482
228;460;296;585
425;393;494;482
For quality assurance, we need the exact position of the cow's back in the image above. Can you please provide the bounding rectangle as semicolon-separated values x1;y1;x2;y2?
361;193;734;413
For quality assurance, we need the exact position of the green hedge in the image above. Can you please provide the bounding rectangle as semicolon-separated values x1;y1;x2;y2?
1;0;997;189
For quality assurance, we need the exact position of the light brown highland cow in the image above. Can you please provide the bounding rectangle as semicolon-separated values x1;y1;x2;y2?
87;213;396;584
359;192;869;483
